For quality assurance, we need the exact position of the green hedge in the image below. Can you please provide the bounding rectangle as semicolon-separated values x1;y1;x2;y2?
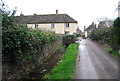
90;17;120;51
2;24;58;65
90;29;102;40
63;35;76;46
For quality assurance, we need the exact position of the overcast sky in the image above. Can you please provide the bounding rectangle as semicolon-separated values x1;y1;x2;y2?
3;0;120;31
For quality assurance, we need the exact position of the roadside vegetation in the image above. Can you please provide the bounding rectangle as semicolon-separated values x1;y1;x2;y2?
1;2;59;65
63;35;76;46
104;45;120;57
90;17;120;57
1;1;79;80
43;43;79;79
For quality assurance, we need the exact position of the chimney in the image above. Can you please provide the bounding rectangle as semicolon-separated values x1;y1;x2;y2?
56;9;58;14
20;12;24;16
84;26;86;30
34;13;37;16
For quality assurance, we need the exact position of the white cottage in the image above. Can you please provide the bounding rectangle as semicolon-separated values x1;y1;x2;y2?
15;10;77;35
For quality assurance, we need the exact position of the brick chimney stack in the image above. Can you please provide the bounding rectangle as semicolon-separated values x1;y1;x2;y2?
20;12;24;16
56;9;58;14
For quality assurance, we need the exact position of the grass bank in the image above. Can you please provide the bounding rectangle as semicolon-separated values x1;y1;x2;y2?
43;43;79;79
104;45;120;58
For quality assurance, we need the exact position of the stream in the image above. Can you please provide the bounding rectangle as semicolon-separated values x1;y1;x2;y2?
27;48;66;80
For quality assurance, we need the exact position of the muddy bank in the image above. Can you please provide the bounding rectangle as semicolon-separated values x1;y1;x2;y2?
23;47;66;80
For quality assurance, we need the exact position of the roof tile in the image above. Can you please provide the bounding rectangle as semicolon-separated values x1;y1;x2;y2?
15;14;77;24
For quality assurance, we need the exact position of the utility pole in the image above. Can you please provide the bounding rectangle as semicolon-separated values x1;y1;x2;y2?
118;1;120;17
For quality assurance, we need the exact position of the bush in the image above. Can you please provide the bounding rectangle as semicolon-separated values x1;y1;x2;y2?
90;17;120;53
112;17;120;50
90;29;102;40
2;24;58;65
63;35;76;46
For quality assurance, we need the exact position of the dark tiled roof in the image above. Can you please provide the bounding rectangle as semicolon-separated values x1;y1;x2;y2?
15;14;77;24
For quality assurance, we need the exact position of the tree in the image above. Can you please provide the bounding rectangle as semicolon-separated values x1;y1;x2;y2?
112;17;120;50
90;29;102;40
0;0;17;27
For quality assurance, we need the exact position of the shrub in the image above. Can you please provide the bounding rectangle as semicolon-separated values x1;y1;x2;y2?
2;24;58;65
90;17;120;52
63;35;76;46
90;29;102;40
112;17;120;50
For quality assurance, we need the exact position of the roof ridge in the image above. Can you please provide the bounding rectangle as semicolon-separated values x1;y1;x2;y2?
15;13;77;23
19;14;67;17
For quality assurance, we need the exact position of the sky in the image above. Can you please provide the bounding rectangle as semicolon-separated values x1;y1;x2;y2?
2;0;120;31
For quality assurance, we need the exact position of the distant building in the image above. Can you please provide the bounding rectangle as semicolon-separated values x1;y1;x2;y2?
76;26;83;36
84;22;96;37
118;1;120;17
15;10;77;35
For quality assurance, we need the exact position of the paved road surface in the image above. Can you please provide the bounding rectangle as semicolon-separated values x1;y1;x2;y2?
75;39;118;79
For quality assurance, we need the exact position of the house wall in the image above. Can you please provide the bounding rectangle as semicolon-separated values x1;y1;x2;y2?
26;23;77;35
38;23;55;32
55;23;65;34
27;24;36;29
85;31;88;38
65;23;77;35
68;23;77;34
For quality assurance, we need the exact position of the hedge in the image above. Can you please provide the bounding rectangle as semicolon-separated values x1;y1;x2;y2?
63;35;76;46
90;17;120;51
2;24;58;65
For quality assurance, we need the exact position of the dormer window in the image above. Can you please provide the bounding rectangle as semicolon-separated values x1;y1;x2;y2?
66;23;69;28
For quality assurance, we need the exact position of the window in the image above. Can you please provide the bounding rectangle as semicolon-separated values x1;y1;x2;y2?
35;24;38;28
65;23;69;28
51;23;55;28
25;24;27;27
65;31;70;34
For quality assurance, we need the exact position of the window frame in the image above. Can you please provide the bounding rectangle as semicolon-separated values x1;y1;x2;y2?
65;23;69;28
51;23;55;29
35;24;38;28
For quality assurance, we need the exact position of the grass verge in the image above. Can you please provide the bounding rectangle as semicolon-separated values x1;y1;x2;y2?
104;45;120;58
43;43;79;79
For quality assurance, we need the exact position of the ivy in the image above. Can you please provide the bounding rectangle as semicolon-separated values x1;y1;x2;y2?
2;23;58;65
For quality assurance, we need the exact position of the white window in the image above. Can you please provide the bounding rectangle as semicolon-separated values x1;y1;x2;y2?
51;23;55;28
35;24;38;28
65;23;69;28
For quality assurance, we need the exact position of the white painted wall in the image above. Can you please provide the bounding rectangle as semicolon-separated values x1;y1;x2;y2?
55;23;65;34
38;23;55;32
27;24;35;29
27;23;77;35
85;31;88;38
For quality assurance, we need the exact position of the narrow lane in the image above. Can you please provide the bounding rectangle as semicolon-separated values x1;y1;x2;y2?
75;39;118;79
